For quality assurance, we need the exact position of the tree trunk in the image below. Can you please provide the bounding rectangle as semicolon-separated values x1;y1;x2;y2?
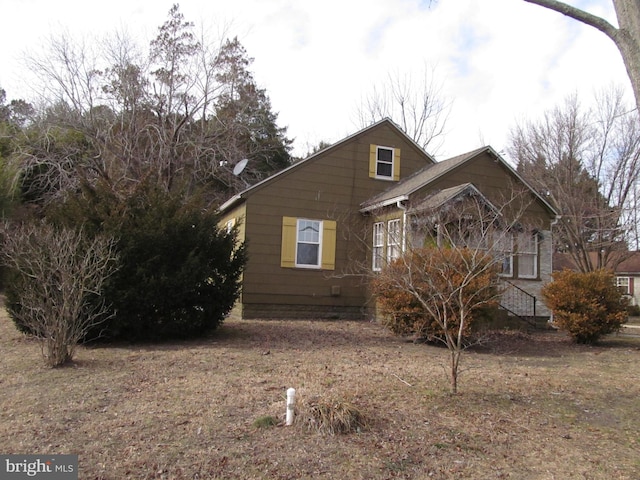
612;0;640;114
450;350;460;394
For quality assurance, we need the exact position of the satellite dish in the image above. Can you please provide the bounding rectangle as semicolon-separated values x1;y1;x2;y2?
233;158;249;176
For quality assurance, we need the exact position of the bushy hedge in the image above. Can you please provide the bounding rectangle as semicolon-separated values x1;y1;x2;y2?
542;269;628;344
103;189;246;341
49;180;246;342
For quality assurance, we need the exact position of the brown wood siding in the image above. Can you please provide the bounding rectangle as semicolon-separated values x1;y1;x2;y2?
239;122;431;316
417;152;552;229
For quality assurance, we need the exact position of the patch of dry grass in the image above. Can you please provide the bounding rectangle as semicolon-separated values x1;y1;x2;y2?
1;305;640;479
298;394;368;435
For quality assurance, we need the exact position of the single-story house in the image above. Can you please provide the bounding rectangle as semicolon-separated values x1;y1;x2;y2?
219;119;558;320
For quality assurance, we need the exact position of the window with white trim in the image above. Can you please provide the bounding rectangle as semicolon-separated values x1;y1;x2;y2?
376;147;394;179
516;233;537;278
296;219;322;268
387;219;402;263
369;144;401;181
281;217;336;270
496;234;514;277
616;276;631;295
373;222;384;271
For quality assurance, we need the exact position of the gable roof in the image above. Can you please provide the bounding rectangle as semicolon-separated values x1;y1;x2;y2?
360;146;558;216
218;118;436;213
407;182;496;214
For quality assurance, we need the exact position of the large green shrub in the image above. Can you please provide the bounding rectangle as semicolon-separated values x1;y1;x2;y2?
542;269;628;344
101;187;246;341
53;180;247;342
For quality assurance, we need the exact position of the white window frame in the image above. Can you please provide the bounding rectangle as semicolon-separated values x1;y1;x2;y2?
616;276;631;295
375;146;395;180
496;234;514;278
295;219;323;269
373;222;384;271
516;233;538;279
387;219;402;263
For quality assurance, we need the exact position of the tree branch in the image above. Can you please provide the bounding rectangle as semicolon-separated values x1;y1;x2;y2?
522;0;619;40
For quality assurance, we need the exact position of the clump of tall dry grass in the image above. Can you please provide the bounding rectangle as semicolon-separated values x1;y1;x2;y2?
298;394;368;435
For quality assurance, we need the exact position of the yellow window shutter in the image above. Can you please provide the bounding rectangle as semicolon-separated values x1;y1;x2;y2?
281;216;297;268
393;148;401;181
369;144;377;178
321;220;337;270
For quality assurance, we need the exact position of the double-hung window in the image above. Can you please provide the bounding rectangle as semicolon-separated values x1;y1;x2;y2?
516;233;537;278
296;219;321;267
616;276;631;295
369;145;400;181
281;217;336;270
496;234;514;277
376;147;394;178
373;222;385;271
372;219;403;271
387;219;402;263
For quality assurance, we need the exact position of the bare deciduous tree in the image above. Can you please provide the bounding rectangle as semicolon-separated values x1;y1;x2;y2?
370;186;537;393
19;5;291;208
508;88;640;271
1;222;118;367
355;64;451;154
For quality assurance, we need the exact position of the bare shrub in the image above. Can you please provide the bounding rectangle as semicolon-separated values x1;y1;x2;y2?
1;222;118;366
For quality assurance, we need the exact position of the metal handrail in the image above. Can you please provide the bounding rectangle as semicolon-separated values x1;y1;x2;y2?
500;279;536;318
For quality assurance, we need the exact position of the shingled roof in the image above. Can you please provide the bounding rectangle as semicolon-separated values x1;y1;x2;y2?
360;146;494;212
360;146;557;216
554;252;640;273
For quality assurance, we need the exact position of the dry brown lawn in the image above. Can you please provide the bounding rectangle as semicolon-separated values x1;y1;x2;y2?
1;305;640;480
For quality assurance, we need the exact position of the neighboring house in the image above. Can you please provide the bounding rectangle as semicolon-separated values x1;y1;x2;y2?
554;252;640;306
219;119;558;320
613;254;640;306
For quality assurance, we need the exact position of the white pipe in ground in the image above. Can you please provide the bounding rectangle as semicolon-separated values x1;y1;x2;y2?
285;388;296;426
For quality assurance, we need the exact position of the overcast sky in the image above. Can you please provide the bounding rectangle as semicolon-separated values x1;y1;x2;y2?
0;0;631;160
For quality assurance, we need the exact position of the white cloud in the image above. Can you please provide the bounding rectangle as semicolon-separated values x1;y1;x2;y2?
0;0;631;161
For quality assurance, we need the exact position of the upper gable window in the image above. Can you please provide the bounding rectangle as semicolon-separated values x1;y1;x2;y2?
369;144;400;181
376;147;394;178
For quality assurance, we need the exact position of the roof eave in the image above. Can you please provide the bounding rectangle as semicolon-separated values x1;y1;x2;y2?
360;195;409;213
218;193;244;213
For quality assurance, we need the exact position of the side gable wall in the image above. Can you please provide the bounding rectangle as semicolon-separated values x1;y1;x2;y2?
407;151;554;317
420;152;553;229
239;122;432;319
